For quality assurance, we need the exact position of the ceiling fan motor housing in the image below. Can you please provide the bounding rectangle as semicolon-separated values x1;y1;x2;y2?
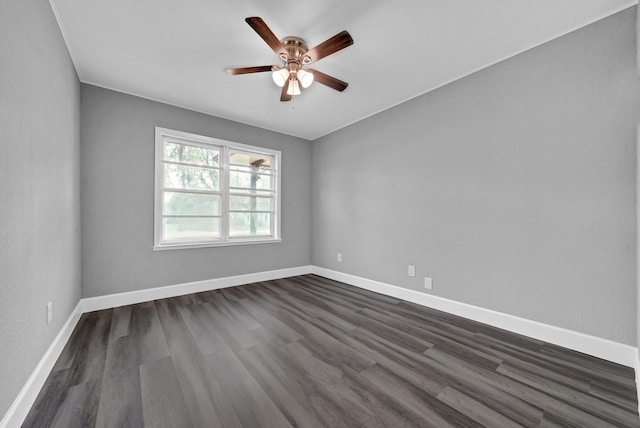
280;37;311;66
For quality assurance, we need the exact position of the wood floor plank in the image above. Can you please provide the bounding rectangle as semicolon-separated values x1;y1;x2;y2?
538;413;576;428
266;304;377;373
94;301;168;427
24;274;640;427
154;298;242;428
496;361;640;427
177;303;228;355
139;356;193;428
335;307;435;355
359;363;483;428
235;296;304;344
128;301;171;364
282;339;374;426
108;305;132;341
436;385;522;428
213;296;262;331
21;369;71;427
275;289;359;334
501;351;591;394
237;344;328;427
338;364;438;428
48;380;100;428
50;310;112;379
203;349;293;428
94;335;143;428
425;347;622;428
24;310;112;428
541;342;636;380
589;381;639;413
358;306;503;370
199;300;262;351
48;315;91;374
350;327;544;427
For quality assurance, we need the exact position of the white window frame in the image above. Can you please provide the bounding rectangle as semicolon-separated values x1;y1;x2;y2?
153;127;281;250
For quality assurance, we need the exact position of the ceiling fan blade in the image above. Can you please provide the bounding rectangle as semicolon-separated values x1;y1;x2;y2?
280;80;292;102
227;65;274;75
307;69;349;92
245;17;287;58
304;31;354;63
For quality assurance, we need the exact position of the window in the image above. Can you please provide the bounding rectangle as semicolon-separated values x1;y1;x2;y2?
154;127;281;250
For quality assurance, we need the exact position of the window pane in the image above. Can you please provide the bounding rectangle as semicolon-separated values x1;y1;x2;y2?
164;142;219;166
229;195;272;211
229;165;273;175
229;213;272;237
164;164;220;191
229;171;272;190
163;217;220;240
164;191;220;216
229;152;273;172
229;188;273;196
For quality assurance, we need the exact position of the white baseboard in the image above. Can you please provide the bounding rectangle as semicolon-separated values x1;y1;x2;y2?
82;265;314;313
0;301;83;428
311;266;638;368
635;351;640;415
3;264;638;427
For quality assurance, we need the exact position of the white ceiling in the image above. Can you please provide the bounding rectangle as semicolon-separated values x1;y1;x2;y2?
51;0;635;140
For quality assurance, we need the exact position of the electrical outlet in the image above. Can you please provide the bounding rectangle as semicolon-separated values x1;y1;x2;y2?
408;265;416;277
46;302;53;324
424;277;433;290
337;253;342;262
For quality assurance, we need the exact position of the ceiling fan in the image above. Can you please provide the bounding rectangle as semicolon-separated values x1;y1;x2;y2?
227;17;354;102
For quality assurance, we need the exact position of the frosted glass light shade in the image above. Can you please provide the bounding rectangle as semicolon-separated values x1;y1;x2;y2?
297;69;314;88
286;79;301;96
272;68;289;87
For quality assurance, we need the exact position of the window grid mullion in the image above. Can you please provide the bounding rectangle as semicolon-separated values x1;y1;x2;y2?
229;189;274;195
221;146;230;241
162;215;222;218
228;167;273;176
163;159;221;170
229;193;273;198
272;155;279;238
162;187;222;196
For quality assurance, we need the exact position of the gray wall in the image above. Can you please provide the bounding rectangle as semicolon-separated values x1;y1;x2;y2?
0;0;82;418
81;85;312;298
637;4;640;361
312;8;639;345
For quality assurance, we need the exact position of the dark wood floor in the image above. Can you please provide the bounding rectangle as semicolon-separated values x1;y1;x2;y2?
24;274;640;427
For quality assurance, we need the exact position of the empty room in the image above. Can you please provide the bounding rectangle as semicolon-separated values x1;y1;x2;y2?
2;0;640;427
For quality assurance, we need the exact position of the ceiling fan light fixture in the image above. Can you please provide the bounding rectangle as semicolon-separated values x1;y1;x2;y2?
297;69;314;88
272;68;289;87
287;79;301;96
228;17;353;101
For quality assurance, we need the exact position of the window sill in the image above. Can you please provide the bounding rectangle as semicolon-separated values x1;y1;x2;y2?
152;238;281;251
